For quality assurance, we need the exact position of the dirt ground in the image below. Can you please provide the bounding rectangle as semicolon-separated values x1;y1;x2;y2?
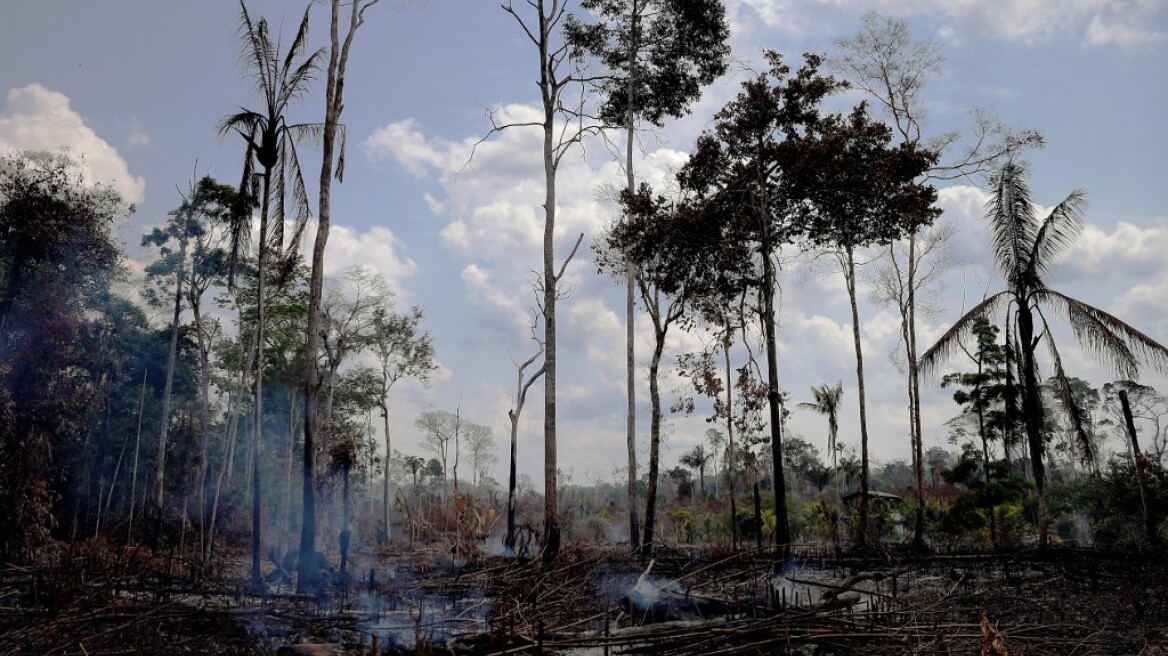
2;543;1166;655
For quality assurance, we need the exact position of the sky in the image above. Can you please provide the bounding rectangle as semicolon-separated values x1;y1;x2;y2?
1;0;1166;491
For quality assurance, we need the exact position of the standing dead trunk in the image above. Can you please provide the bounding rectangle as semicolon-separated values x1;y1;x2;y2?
1120;391;1158;546
640;320;666;555
724;340;738;552
844;246;872;548
155;235;189;546
382;403;391;544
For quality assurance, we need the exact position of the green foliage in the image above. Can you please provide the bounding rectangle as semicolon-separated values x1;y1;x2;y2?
936;451;1033;549
1051;458;1168;547
0;152;128;561
565;0;730;127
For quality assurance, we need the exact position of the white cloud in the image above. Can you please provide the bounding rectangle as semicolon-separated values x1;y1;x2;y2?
1061;220;1168;278
728;0;1166;47
313;222;420;299
0;83;145;204
125;115;150;149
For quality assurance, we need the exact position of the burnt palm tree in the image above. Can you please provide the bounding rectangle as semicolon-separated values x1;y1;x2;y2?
921;161;1168;548
218;0;323;585
800;382;844;470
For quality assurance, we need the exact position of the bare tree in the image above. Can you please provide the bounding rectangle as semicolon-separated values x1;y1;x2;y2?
465;423;497;488
833;11;1043;550
506;309;544;550
486;0;601;563
301;0;380;591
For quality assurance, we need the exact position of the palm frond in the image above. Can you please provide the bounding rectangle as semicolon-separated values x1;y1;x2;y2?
1028;188;1087;283
284;4;313;74
1042;329;1095;469
986;161;1038;291
217;109;266;142
226;137;257;290
920;292;1011;381
1039;289;1168;378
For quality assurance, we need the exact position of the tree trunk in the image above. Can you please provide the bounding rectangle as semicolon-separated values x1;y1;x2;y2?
623;0;642;557
724;340;738;552
974;359;997;549
382;402;391;545
506;409;520;551
251;167;270;586
845;247;872;549
302;0;364;590
538;0;560;564
906;234;926;551
154;236;189;546
640;322;666;555
339;465;352;572
1120;391;1158;546
761;220;789;556
1016;303;1048;549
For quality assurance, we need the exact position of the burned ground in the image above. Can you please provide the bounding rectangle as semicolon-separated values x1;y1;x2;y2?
2;542;1166;655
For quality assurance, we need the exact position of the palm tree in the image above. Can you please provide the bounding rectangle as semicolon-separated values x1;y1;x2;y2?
679;444;711;500
921;161;1168;548
218;0;323;585
800;382;844;470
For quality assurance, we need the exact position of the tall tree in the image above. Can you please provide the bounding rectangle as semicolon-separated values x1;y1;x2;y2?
369;305;435;544
674;53;846;555
603;186;722;554
141;176;235;548
141;192;196;544
786;103;939;545
491;0;593;562
566;0;729;556
921;161;1168;548
799;382;844;470
833;11;1043;550
219;0;323;586
301;0;379;591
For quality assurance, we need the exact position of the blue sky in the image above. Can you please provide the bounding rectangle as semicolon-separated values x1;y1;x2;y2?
2;0;1166;489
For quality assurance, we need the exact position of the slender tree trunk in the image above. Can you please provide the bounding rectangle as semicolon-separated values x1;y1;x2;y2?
155;237;189;545
382;402;391;545
537;0;561;563
339;465;352;572
1120;390;1158;546
128;369;147;543
761;222;789;556
251;168;271;585
724;340;737;552
624;0;642;557
844;247;872;548
1017;303;1048;549
640;322;665;555
193;306;212;558
905;235;927;551
302;0;365;589
506;409;520;551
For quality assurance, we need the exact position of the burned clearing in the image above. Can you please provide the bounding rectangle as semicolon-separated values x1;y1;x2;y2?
3;542;1166;655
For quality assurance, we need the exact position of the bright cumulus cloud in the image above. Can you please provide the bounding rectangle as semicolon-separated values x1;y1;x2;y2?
0;83;145;204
